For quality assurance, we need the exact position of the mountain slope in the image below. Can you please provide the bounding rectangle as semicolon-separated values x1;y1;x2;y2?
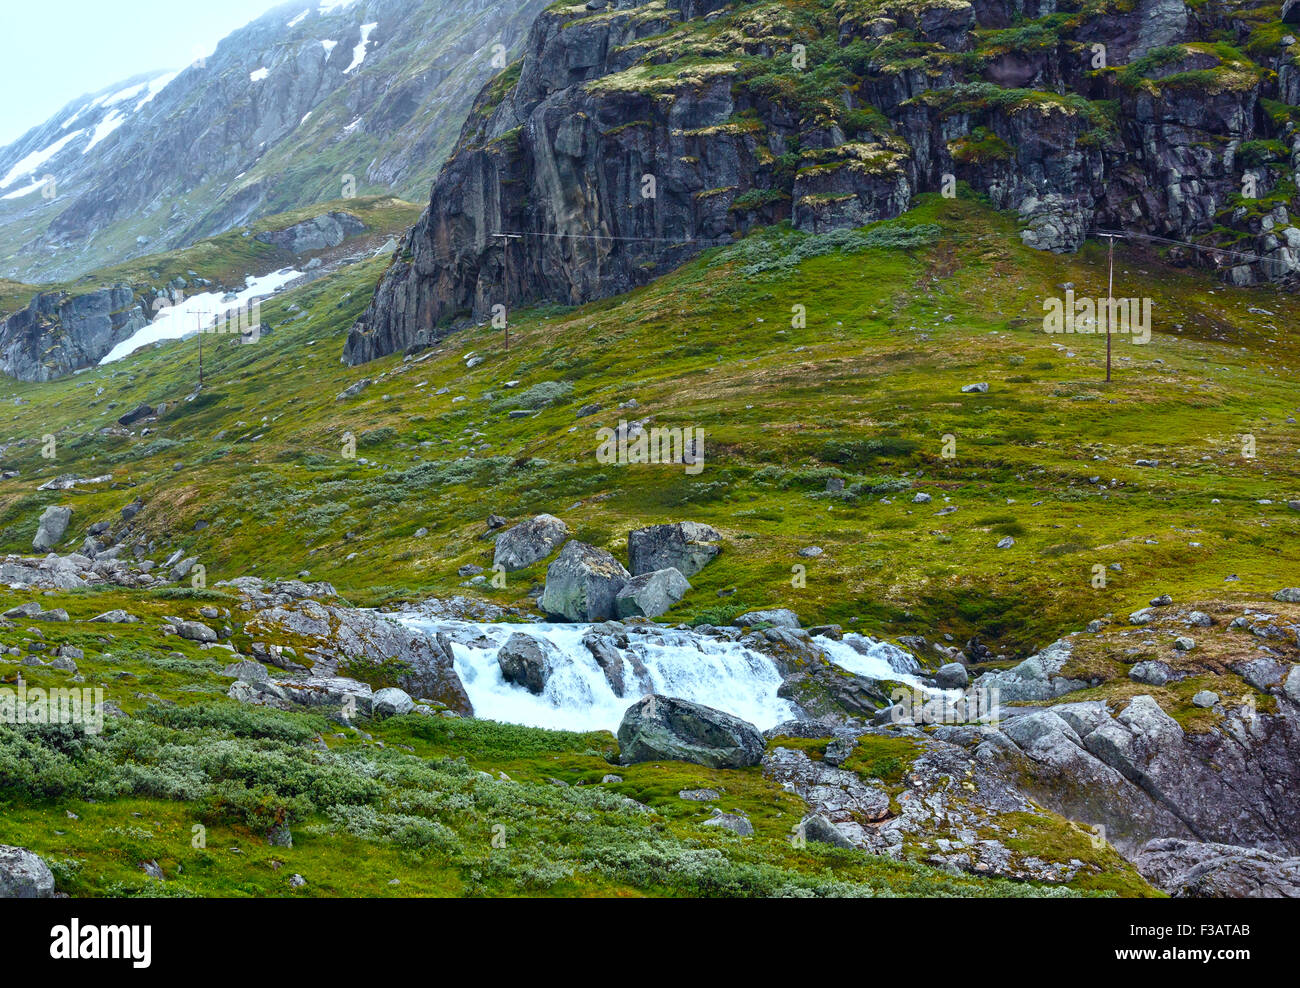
0;192;1296;897
344;0;1300;365
0;0;549;285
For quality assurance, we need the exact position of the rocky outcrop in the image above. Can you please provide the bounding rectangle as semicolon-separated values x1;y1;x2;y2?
345;0;1300;365
0;285;145;381
254;211;366;254
243;598;471;713
764;728;1133;885
991;696;1300;858
617;695;764;768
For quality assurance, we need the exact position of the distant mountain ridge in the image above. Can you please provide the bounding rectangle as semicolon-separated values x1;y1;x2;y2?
0;0;549;285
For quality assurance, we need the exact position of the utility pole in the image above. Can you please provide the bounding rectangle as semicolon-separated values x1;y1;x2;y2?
197;310;205;391
494;232;522;352
1101;233;1118;383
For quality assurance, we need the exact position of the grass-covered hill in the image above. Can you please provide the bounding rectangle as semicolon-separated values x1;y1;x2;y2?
1;190;1296;652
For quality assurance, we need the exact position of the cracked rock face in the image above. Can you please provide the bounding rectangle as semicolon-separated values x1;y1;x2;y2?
0;286;146;382
344;0;1300;365
1136;838;1300;897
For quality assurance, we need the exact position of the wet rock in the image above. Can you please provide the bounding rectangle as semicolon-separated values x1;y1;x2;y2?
496;632;555;694
617;695;764;769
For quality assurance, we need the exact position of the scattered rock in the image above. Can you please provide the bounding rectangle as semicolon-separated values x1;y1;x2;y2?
702;811;754;837
734;609;800;629
0;846;55;898
1130;661;1173;686
33;506;72;552
935;662;969;689
627;522;721;578
373;687;415;718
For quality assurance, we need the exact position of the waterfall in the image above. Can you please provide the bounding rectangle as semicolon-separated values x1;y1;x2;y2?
396;613;926;734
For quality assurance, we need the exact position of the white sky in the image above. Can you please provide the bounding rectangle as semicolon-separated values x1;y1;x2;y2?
0;0;286;147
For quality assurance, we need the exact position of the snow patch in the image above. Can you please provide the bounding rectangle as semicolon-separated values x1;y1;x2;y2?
1;131;84;189
83;111;126;154
250;67;269;82
135;72;179;112
287;9;310;28
343;22;377;74
321;39;338;55
99;268;303;365
1;178;49;201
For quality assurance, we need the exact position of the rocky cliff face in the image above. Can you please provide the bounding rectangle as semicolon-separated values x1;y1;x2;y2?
0;0;550;285
0;286;145;383
345;0;1300;364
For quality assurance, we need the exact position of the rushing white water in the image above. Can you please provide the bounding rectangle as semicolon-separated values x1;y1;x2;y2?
817;635;921;680
395;614;930;734
396;616;800;734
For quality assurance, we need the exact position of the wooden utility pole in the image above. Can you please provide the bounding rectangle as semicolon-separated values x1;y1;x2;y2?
494;232;523;352
1101;233;1118;383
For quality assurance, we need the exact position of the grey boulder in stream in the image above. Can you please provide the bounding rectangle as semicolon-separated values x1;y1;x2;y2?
617;695;764;769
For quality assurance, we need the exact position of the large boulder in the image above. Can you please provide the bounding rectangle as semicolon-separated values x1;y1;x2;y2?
496;632;555;694
32;505;72;551
0;846;55;898
735;608;801;629
243;601;471;714
617;695;764;768
493;514;570;571
373;687;415;718
627;522;721;577
615;567;690;619
539;541;630;622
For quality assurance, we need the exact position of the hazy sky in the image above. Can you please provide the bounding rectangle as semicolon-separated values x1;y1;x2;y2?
0;0;283;147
